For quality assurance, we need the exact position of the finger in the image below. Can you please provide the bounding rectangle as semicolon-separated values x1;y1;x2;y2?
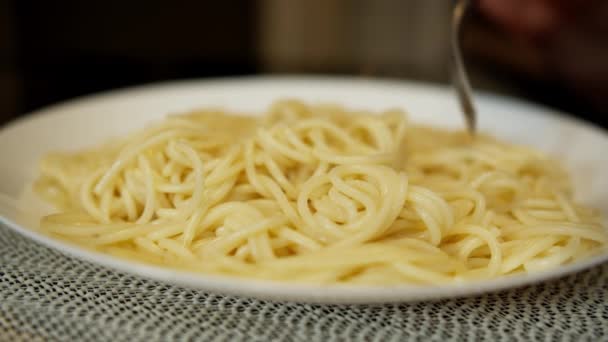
478;0;559;35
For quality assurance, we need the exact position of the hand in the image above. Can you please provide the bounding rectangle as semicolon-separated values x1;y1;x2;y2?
478;0;562;35
477;0;599;37
477;0;608;114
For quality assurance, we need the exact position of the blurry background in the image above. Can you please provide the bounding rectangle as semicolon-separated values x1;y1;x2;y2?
1;0;607;127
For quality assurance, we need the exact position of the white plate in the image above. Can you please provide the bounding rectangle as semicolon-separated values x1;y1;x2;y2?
1;76;607;304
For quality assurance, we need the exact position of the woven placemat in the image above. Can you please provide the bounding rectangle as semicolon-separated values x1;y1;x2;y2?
1;224;607;342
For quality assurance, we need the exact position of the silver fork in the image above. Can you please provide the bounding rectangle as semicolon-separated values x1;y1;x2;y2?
451;0;477;133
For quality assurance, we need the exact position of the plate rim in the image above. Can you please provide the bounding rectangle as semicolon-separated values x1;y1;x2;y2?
3;75;607;135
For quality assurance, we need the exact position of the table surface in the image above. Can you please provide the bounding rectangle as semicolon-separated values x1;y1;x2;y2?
1;225;607;342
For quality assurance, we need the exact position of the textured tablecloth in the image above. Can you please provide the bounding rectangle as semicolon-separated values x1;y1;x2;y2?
1;225;607;342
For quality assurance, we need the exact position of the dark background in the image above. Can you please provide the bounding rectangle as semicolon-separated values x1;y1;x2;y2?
1;0;607;128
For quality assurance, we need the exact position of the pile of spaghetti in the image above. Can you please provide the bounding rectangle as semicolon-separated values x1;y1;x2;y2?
34;100;608;284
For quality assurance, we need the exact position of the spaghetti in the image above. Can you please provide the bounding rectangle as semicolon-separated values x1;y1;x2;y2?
34;100;608;285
